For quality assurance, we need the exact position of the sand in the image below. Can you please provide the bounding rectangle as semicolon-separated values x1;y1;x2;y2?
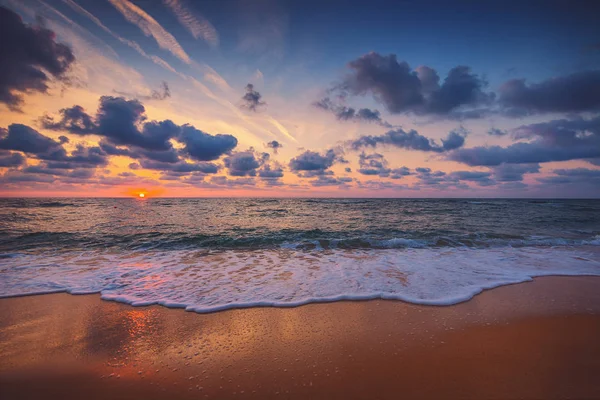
1;276;600;399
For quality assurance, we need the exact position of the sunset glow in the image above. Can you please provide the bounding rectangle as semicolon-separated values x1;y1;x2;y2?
1;3;599;399
0;2;598;198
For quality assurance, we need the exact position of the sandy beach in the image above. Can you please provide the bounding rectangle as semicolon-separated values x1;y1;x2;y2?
1;276;600;400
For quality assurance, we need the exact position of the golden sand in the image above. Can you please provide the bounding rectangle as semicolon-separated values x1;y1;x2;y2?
1;276;599;399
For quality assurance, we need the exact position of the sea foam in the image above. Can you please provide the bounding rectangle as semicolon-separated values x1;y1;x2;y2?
1;246;600;313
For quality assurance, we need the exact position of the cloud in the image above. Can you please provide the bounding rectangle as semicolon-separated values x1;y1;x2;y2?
240;83;266;112
491;163;540;182
163;0;219;47
447;171;495;186
499;70;600;115
449;116;600;166
354;152;411;179
537;168;600;187
0;124;62;155
40;105;97;135
258;164;284;178
357;153;390;177
178;125;238;161
329;52;492;117
0;151;25;167
266;140;282;153
313;97;392;127
351;128;466;153
223;150;266;176
0;6;75;110
107;0;192;64
115;81;171;101
289;148;345;176
0;124;110;174
209;176;256;187
60;0;186;81
310;175;353;187
487;128;508;136
142;159;219;174
42;96;239;163
390;167;412;179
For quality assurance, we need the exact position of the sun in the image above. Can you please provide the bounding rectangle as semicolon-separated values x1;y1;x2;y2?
138;193;145;198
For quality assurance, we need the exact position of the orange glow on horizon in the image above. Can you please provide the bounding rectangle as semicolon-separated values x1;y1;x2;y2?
124;187;165;198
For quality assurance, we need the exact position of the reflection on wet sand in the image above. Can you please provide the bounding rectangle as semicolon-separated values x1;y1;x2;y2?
1;276;600;399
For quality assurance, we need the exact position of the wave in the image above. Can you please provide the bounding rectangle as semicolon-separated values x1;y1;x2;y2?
1;230;599;253
1;246;599;312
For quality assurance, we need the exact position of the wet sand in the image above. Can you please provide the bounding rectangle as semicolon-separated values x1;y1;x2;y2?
1;276;600;399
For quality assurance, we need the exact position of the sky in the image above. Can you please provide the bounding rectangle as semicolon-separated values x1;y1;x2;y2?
1;0;600;197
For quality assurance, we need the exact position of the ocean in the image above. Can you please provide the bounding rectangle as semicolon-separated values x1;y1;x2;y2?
1;198;599;312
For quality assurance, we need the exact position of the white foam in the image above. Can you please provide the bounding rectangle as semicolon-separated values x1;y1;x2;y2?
1;246;599;312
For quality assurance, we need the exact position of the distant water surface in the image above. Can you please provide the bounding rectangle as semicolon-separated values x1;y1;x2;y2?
1;198;599;311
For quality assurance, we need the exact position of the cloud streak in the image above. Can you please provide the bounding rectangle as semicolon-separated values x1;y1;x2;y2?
107;0;191;64
163;0;219;48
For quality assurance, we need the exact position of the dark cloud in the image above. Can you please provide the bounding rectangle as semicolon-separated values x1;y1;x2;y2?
240;83;265;112
357;153;410;178
266;140;282;153
0;151;25;167
140;159;219;174
449;116;600;166
491;163;540;182
224;151;264;176
313;97;392;127
289;148;345;176
345;167;352;173
0;7;75;110
209;176;256;186
0;171;56;184
357;152;391;177
22;165;95;178
96;97;179;151
410;167;495;189
329;52;492;117
310;175;353;187
40;105;96;135
351;128;466;153
0;124;109;181
42;96;239;164
499;70;600;115
487;128;508;137
0;124;62;155
179;125;238;161
390;166;411;179
357;180;411;191
45;144;108;168
43;97;177;151
537;168;600;187
447;171;495;186
258;163;285;185
258;164;284;178
414;168;450;186
98;141;136;157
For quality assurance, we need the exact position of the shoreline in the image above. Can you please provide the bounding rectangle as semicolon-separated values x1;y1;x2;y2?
1;276;600;399
1;272;600;313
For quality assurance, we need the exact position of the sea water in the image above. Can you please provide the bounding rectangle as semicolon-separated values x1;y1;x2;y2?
1;198;599;312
